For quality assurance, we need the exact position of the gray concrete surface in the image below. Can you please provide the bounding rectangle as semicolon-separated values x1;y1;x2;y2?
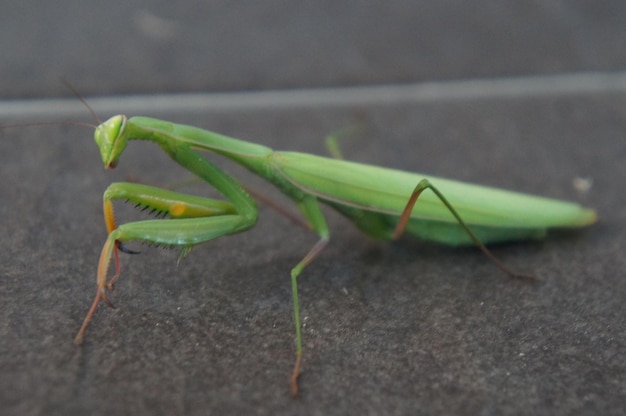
1;2;625;415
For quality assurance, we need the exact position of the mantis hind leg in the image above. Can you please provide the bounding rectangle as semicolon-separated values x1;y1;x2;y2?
393;179;535;280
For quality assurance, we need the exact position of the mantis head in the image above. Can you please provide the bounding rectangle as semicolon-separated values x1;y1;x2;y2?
94;115;129;169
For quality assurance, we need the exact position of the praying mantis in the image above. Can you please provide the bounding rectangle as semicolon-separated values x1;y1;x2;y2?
57;113;595;396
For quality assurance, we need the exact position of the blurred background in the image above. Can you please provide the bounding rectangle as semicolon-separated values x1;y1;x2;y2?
2;1;625;97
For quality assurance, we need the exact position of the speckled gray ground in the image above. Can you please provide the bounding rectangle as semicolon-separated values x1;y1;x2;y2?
1;2;625;415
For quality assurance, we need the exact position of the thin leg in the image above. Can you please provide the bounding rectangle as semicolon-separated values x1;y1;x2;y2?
393;179;535;281
324;123;367;160
288;196;330;396
289;237;328;396
244;186;312;231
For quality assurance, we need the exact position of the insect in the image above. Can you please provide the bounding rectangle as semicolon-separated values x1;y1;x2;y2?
61;114;596;396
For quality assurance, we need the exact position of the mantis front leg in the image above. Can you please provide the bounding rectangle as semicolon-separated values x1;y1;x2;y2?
74;150;258;344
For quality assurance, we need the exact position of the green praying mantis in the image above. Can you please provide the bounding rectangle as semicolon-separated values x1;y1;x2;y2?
28;110;597;396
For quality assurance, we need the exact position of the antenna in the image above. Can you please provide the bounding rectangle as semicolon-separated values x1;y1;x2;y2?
60;78;102;124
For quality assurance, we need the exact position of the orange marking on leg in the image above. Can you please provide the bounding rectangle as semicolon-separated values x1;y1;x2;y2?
170;202;186;217
104;200;117;233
